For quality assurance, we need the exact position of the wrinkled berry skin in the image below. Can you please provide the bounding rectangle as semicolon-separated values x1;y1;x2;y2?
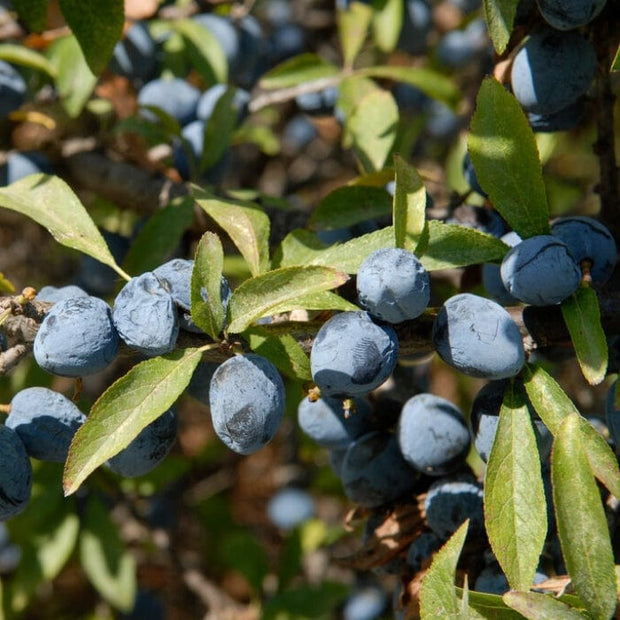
34;296;119;376
340;431;419;508
536;0;607;30
432;293;525;379
209;354;285;455
397;393;470;476
113;272;179;357
311;311;399;398
356;248;430;324
0;425;32;520
550;216;617;286
107;409;178;478
511;29;597;115
36;285;88;303
267;488;315;530
7;387;86;462
482;231;522;305
500;235;581;305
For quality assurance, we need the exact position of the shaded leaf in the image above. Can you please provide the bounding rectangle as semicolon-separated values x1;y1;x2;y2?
337;1;373;67
561;286;608;385
259;53;340;90
193;188;270;277
226;266;349;334
552;414;617;620
503;591;587;620
63;348;204;495
199;87;238;171
80;495;136;612
11;0;48;32
483;0;519;54
262;582;348;620
393;154;427;254
456;589;524;619
191;232;225;340
469;78;549;239
485;381;547;591
0;174;129;280
58;0;124;75
0;43;56;76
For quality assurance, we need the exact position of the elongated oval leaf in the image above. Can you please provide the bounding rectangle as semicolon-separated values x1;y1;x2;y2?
485;381;547;592
337;1;373;68
193;188;270;277
552;413;617;620
309;186;392;231
265;290;359;316
393;155;427;254
0;43;56;76
420;520;469;618
371;0;404;53
456;589;524;619
80;495;136;612
63;347;205;495
226;266;349;334
0;174;129;280
58;0;124;75
191;231;225;340
259;54;340;90
561;286;608;385
420;220;508;271
503;591;588;620
199;87;238;171
483;0;519;54
469;78;549;239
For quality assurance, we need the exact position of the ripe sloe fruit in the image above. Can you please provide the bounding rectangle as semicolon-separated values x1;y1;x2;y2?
137;78;201;126
0;426;32;520
267;488;315;530
36;285;88;303
0;60;26;118
536;0;607;30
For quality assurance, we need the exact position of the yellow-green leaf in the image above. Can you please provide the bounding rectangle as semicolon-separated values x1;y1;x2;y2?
337;1;373;68
483;0;519;54
371;0;404;53
393;154;427;254
259;53;340;90
503;591;588;619
0;43;56;76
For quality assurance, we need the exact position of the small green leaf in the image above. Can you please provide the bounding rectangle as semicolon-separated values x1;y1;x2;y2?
259;53;340;90
420;520;469;618
63;348;204;495
191;232;225;340
58;0;124;75
552;414;617;620
193;188;270;277
199;87;239;171
309;186;392;231
338;76;384;147
420;221;508;271
226;266;349;334
611;45;620;71
0;43;56;76
371;0;404;53
456;589;524;619
485;381;547;592
357;65;460;108
503;591;588;620
46;35;98;117
173;18;228;83
483;0;519;54
11;0;48;32
265;290;359;315
561;286;608;385
0;272;15;293
469;78;550;239
244;327;312;381
393;154;427;254
0;174;129;281
80;495;137;612
347;89;399;172
122;197;195;276
337;1;373;68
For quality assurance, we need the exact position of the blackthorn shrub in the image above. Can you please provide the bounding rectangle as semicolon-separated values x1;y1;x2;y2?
6;387;86;462
34;296;120;376
0;426;32;520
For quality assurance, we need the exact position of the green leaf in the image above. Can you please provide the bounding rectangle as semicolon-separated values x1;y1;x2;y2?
552;413;617;620
262;582;348;620
611;44;620;71
420;520;469;618
265;290;359;315
58;0;124;75
63;348;204;495
483;0;519;54
193;188;270;277
46;35;98;117
191;232;225;340
393;154;427;254
0;174;129;281
503;591;588;620
371;0;404;53
561;286;608;385
469;78;550;239
226;266;349;334
221;532;269;594
80;495;137;612
309;186;392;231
523;363;620;498
245;326;311;381
0;272;15;293
122;197;195;276
259;53;340;90
484;381;547;592
357;65;460;108
337;1;373;68
199;87;239;171
420;221;508;271
11;0;48;32
172;17;227;85
0;43;56;76
347;89;399;172
456;589;525;619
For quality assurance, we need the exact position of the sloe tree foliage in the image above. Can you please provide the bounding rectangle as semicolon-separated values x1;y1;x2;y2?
0;0;619;618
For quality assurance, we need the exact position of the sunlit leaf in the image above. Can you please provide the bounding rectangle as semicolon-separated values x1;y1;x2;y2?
337;1;373;67
483;0;519;54
259;53;340;90
503;590;588;619
393;154;427;254
0;43;56;76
